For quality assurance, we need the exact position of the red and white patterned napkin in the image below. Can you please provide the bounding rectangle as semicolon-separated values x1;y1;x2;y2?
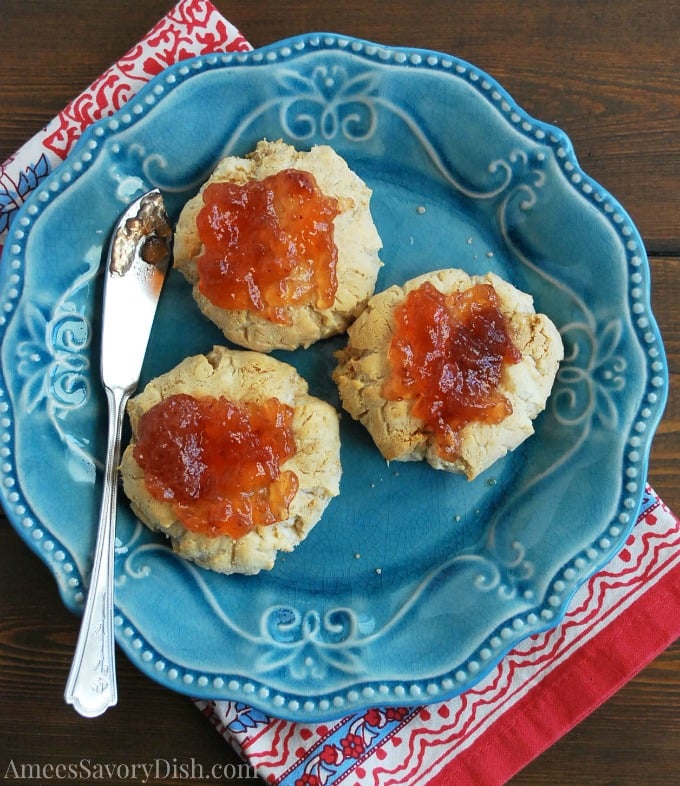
2;3;678;784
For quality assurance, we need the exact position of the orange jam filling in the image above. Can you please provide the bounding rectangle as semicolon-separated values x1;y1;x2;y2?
195;169;340;325
133;393;299;539
383;281;522;462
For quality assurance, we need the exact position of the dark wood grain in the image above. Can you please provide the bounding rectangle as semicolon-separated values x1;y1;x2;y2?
0;2;678;785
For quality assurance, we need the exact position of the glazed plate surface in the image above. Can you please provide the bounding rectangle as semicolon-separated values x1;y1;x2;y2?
0;34;667;720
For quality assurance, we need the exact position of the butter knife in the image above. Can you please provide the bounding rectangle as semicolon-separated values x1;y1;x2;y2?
64;189;172;717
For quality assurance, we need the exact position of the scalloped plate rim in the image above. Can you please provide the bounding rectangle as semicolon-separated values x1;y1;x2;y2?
0;32;668;721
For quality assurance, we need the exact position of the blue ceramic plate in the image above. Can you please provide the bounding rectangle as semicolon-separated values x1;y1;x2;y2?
0;34;667;720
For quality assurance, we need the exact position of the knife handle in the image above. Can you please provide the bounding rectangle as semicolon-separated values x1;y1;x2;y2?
64;385;127;717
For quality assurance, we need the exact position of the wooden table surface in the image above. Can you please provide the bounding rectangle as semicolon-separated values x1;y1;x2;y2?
1;2;678;784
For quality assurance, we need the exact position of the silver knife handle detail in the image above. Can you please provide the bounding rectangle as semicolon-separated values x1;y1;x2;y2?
64;385;127;717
